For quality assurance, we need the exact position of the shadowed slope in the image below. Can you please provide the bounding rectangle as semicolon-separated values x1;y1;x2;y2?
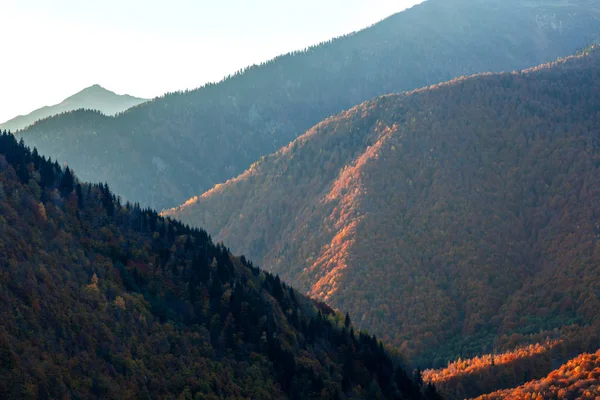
0;132;434;400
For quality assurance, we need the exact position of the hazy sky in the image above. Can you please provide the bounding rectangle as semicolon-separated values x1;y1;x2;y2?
0;0;423;123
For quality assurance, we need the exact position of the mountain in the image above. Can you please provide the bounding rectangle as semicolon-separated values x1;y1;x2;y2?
166;47;600;368
0;84;147;132
0;132;436;400
475;349;600;400
17;0;600;210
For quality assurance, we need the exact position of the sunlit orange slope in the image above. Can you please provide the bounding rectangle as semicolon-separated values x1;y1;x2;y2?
166;47;600;366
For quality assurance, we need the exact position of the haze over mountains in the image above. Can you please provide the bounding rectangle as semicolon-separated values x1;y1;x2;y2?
0;85;146;132
16;0;600;210
168;47;600;367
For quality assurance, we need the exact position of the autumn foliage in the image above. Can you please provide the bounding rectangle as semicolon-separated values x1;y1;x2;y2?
168;48;600;367
0;132;434;399
422;322;600;399
433;342;558;379
475;350;600;400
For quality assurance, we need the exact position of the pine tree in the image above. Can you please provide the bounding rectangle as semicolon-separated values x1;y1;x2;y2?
60;167;74;196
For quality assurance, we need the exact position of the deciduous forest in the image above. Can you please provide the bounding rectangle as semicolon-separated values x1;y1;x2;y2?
168;47;600;369
475;350;600;400
0;132;436;399
2;1;600;399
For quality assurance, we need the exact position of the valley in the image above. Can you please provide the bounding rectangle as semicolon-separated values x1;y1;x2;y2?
1;1;599;398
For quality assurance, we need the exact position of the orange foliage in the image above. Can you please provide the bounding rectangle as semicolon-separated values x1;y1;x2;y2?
422;325;599;399
168;48;600;367
424;340;560;383
476;350;600;400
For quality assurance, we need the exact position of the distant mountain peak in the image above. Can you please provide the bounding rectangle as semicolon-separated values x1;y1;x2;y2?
0;85;147;132
64;85;109;100
64;84;132;102
81;84;109;92
15;0;600;212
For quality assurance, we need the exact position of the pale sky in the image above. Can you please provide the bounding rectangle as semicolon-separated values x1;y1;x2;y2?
0;0;423;123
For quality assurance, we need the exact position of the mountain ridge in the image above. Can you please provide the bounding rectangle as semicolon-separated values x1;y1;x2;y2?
17;0;600;210
166;46;600;366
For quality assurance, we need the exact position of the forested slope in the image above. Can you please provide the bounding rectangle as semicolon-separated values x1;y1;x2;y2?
168;47;600;367
423;325;599;399
0;131;435;400
475;350;600;400
19;0;600;210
